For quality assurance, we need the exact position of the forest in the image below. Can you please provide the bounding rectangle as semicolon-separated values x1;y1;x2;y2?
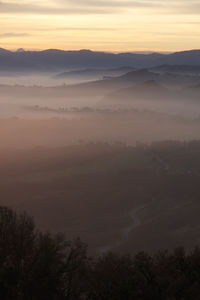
1;205;200;300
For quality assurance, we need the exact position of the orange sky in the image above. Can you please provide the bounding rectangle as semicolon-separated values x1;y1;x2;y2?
1;0;200;52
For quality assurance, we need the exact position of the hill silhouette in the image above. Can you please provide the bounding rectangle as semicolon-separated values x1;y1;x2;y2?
0;48;200;72
152;64;200;75
104;80;174;102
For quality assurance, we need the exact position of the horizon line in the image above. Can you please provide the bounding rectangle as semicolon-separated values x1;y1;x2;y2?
1;47;200;54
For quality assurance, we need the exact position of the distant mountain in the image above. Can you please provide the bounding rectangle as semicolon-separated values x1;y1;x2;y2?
0;48;11;55
55;67;135;80
152;64;200;75
104;80;175;102
0;48;200;72
165;50;200;65
16;48;25;53
119;68;159;82
73;68;200;95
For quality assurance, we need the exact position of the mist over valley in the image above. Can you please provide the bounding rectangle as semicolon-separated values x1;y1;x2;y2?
0;51;200;255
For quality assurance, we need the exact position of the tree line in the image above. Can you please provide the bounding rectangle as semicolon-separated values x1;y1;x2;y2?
0;206;200;300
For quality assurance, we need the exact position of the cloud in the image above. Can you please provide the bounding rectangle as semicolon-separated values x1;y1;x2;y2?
59;0;155;8
0;32;30;38
149;0;200;15
0;0;200;15
0;1;116;14
33;27;117;31
0;0;156;15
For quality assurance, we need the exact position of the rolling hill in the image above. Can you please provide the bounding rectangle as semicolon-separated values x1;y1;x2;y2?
0;48;200;72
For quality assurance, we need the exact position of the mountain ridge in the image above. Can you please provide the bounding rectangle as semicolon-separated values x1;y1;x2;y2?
0;48;200;72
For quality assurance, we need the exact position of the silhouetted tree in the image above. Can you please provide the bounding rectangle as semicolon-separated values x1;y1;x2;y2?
0;207;89;300
1;206;200;299
88;252;135;300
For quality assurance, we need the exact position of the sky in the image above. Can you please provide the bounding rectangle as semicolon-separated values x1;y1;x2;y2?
0;0;200;52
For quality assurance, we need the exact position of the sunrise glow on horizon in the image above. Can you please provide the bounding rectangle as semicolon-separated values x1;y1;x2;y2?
1;0;200;52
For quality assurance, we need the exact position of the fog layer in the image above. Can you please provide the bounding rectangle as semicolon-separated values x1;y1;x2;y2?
0;66;200;253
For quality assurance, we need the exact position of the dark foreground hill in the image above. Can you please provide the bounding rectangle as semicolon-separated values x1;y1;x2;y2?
1;205;200;300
